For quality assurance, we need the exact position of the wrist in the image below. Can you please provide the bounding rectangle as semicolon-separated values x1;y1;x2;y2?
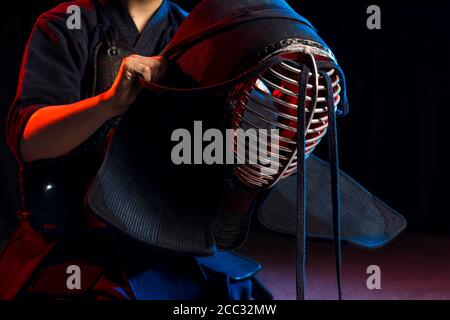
98;90;125;119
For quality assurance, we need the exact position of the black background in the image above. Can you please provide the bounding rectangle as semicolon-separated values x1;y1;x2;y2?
0;0;449;233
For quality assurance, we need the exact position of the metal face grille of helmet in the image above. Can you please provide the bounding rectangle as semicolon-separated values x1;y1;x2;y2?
228;41;342;189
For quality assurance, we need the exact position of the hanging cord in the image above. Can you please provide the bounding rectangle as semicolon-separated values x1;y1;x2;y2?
295;57;348;301
295;53;319;300
320;69;343;300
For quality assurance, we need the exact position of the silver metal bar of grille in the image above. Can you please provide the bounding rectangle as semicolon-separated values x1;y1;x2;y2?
231;116;297;146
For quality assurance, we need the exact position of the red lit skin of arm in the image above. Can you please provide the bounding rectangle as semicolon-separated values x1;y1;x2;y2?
20;55;167;163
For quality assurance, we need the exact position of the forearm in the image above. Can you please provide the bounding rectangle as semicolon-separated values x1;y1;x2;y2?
18;54;166;163
20;93;119;163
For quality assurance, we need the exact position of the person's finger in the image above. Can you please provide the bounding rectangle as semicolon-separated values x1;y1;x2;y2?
134;63;153;83
154;58;168;82
136;60;165;83
123;55;168;83
129;54;166;66
124;59;152;82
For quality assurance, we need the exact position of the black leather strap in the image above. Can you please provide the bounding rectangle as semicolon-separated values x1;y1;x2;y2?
323;70;343;299
295;63;311;300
